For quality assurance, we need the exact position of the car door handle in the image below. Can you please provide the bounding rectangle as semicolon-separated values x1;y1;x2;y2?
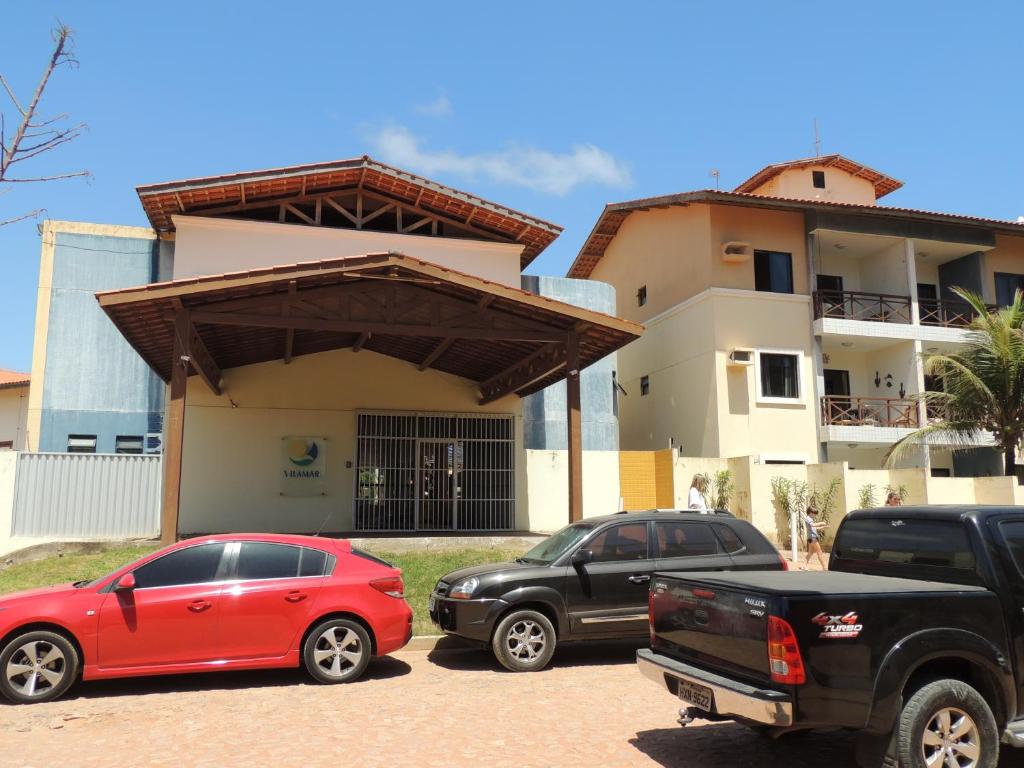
285;591;308;603
188;600;212;612
628;575;651;584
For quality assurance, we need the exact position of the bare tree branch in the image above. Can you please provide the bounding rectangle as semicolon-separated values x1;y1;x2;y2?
4;170;91;183
0;208;45;227
0;23;89;226
0;75;26;116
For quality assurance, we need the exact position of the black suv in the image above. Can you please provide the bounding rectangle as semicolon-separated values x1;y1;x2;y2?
428;510;786;672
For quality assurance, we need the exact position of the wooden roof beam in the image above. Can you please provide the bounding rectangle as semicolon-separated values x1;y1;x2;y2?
190;310;563;342
479;341;567;405
171;303;222;395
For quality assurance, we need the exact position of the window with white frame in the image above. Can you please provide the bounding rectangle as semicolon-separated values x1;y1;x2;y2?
755;350;802;403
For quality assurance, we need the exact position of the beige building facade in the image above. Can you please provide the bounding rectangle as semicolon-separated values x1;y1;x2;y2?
572;154;1024;477
0;374;29;451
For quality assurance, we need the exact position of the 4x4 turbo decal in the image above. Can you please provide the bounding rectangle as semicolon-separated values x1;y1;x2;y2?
811;611;863;639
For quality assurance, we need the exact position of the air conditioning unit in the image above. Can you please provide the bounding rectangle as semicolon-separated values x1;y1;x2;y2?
728;348;755;366
144;433;163;454
721;241;753;263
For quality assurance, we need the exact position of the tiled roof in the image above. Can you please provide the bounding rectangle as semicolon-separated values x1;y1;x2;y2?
734;154;903;199
0;370;30;389
136;156;563;269
568;189;1024;279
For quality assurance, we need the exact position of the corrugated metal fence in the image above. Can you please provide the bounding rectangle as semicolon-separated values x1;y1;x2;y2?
11;453;161;538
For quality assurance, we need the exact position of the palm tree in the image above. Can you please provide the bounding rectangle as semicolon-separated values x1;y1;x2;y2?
886;287;1024;477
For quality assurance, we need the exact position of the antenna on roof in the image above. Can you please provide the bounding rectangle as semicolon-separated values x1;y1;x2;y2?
813;119;822;157
709;169;720;190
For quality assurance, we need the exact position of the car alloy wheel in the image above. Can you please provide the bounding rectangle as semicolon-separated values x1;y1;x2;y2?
312;626;365;679
5;640;67;699
921;707;980;768
505;619;545;663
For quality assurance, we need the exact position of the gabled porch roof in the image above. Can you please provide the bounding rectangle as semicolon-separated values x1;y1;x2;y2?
96;252;642;404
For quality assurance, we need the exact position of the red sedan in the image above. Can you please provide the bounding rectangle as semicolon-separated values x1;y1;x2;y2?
0;534;412;703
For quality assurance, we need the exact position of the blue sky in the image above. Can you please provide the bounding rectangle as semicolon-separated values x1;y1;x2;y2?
2;1;1023;372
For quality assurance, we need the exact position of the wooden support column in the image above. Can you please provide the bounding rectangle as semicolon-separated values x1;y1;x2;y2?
566;331;583;524
161;312;188;545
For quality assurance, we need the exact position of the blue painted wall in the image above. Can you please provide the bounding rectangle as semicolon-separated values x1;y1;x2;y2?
38;230;167;453
520;276;619;451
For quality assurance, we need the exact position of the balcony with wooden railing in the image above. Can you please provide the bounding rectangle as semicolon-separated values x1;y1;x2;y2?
918;297;997;328
821;395;919;428
813;290;912;324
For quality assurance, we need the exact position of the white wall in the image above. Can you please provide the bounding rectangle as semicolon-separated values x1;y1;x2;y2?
524;450;621;533
172;216;525;287
0;387;28;450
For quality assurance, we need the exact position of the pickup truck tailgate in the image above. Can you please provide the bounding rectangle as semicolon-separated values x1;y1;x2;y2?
650;572;772;681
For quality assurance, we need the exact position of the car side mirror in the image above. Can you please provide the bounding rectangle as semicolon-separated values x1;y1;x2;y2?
115;572;136;591
571;549;593;567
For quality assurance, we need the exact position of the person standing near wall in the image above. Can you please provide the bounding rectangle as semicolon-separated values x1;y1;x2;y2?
688;475;709;512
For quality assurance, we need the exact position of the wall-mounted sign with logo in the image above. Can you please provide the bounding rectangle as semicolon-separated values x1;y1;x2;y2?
281;437;328;496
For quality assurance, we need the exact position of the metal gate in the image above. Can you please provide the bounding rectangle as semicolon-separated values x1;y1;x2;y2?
353;412;515;532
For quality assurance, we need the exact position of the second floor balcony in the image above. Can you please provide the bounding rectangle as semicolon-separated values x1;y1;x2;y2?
821;395;919;428
918;297;996;328
814;290;996;329
814;290;912;324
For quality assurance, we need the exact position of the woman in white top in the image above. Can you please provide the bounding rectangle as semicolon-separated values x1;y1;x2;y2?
687;474;709;512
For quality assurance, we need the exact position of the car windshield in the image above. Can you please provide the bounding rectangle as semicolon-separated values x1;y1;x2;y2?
519;523;594;564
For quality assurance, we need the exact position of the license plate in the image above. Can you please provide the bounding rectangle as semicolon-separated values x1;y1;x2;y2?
428;595;436;612
677;680;713;712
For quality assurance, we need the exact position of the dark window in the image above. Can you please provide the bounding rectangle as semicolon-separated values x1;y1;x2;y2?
917;283;938;301
115;435;144;455
587;523;648;562
655;522;722;558
133;543;227;589
299;547;329;577
67;434;97;454
812;170;826;189
235;542;302;580
754;251;793;294
712;524;745;553
640;376;650;396
816;274;843;292
0;441;12;450
637;285;647;306
833;518;975;570
759;353;800;399
930;468;952;478
995;273;1024;307
999;521;1024;577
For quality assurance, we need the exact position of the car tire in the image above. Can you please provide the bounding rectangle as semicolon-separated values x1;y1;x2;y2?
0;630;79;704
491;609;556;672
302;618;372;684
896;679;997;768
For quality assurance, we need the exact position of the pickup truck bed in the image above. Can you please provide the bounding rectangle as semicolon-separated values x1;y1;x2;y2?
641;506;1024;767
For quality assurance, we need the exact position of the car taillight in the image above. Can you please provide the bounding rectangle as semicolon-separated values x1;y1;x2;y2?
767;615;805;685
370;576;405;598
778;552;789;571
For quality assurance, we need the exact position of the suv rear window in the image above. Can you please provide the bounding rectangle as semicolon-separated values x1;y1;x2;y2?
834;518;976;570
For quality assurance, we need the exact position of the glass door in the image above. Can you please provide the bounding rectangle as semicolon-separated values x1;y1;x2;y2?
417;440;460;530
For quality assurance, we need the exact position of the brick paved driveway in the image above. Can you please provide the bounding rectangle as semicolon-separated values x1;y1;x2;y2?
3;642;1024;768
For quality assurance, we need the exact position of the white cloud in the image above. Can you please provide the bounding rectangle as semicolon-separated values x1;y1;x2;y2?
414;95;453;118
368;125;632;196
1017;215;1024;224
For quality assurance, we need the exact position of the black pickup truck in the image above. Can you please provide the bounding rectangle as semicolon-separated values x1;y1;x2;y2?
638;506;1024;768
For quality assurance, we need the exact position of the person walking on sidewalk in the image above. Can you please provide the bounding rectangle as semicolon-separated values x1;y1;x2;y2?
804;505;828;570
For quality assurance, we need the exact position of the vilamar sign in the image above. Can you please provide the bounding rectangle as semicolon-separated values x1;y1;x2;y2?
281;436;327;496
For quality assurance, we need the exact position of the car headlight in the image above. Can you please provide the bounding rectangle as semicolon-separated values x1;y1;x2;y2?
449;576;479;600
